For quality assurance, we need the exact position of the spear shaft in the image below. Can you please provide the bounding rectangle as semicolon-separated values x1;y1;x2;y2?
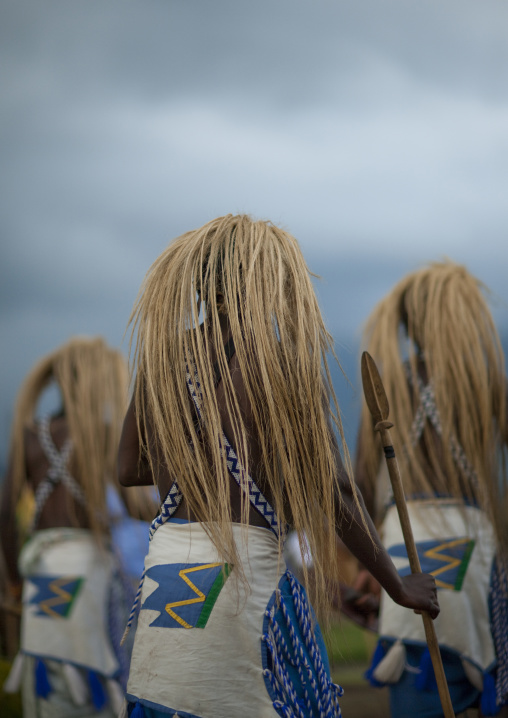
361;351;455;718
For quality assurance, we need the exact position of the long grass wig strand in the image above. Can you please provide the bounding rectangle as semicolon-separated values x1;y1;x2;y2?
360;261;508;556
129;214;362;617
9;337;131;537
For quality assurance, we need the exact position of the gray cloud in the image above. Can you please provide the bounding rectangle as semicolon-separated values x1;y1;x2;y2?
1;0;507;462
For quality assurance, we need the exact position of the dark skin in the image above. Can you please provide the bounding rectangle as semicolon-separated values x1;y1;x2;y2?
118;314;440;619
0;410;135;588
0;414;90;590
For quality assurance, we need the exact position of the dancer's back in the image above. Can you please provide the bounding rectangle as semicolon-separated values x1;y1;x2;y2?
22;414;90;531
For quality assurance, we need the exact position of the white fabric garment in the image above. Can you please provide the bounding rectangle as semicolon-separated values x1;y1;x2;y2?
126;521;285;718
379;499;496;673
19;527;120;678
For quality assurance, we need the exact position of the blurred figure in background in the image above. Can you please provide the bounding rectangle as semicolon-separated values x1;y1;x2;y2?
0;336;154;718
355;262;508;717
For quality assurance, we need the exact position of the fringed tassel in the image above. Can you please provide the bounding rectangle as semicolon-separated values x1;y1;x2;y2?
415;647;437;692
372;639;406;684
35;658;52;698
107;679;126;715
87;670;107;710
3;652;24;693
481;671;500;717
120;623;131;647
365;641;387;687
62;663;88;706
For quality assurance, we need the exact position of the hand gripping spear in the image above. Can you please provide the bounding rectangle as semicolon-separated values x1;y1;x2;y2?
361;351;455;718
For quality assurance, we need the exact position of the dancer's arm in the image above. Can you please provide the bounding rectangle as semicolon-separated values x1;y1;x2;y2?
334;449;439;618
0;460;22;589
353;423;378;520
117;394;153;487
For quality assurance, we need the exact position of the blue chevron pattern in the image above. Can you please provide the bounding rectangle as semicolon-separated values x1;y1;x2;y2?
186;361;280;536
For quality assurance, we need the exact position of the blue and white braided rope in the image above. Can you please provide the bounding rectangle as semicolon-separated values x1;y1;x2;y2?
263;571;343;718
263;630;307;718
287;574;335;715
31;416;87;531
491;556;508;706
281;588;331;716
266;610;314;715
406;370;480;489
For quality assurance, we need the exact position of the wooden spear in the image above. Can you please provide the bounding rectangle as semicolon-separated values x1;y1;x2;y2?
361;351;455;718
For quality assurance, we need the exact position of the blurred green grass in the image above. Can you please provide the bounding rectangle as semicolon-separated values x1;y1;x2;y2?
324;617;391;716
0;658;22;718
324;615;377;685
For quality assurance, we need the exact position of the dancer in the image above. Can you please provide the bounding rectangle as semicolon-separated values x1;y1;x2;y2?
118;214;439;718
0;336;147;718
356;262;508;717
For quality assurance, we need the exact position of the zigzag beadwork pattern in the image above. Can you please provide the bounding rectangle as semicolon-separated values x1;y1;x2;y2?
149;481;184;539
186;361;280;537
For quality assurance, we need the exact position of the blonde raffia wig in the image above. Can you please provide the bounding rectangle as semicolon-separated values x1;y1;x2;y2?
129;214;364;616
8;336;147;535
359;261;508;554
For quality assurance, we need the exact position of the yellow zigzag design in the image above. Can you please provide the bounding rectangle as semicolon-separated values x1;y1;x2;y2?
39;577;76;618
424;538;470;589
165;562;222;629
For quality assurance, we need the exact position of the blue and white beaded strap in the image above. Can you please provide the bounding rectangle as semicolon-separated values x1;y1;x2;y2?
186;361;280;537
149;481;184;539
121;481;184;644
38;415;82;502
491;556;508;706
406;368;480;489
262;571;343;718
31;416;86;532
123;479;183;638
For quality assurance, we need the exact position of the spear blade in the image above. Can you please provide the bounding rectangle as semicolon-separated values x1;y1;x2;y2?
361;351;390;424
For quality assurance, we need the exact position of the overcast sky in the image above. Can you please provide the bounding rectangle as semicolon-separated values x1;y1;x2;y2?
1;0;507;461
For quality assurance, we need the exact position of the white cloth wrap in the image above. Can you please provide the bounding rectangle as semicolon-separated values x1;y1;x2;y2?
126;521;284;717
379;499;496;672
19;527;120;678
